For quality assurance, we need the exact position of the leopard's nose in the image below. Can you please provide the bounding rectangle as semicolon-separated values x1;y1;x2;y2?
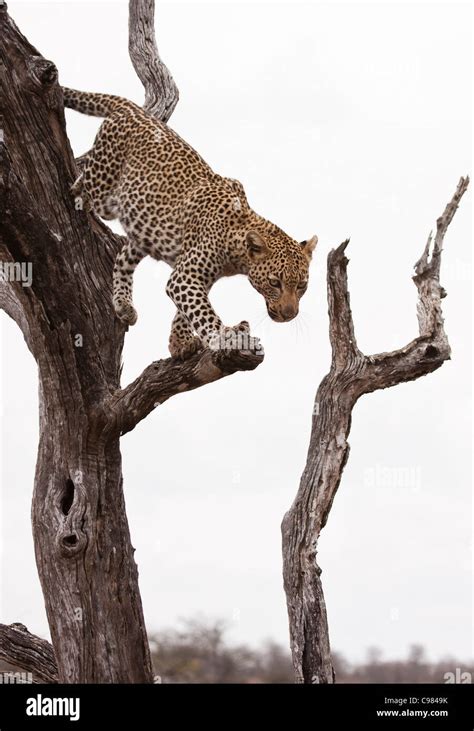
281;304;298;321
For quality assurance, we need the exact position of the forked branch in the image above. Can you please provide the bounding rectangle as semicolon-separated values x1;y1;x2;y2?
282;176;469;684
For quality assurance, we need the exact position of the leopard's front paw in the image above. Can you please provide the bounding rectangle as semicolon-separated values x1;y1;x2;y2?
114;297;138;326
169;334;204;361
233;320;251;334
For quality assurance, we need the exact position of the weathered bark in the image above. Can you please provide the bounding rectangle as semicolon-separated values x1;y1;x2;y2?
129;0;179;121
0;624;57;683
0;1;263;683
282;177;469;684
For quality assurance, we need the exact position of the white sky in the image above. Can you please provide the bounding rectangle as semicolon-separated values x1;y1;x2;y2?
0;1;472;663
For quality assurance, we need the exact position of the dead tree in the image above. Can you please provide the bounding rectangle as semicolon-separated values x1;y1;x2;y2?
0;0;262;683
282;176;469;683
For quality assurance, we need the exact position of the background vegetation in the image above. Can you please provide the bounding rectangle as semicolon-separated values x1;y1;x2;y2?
149;619;473;684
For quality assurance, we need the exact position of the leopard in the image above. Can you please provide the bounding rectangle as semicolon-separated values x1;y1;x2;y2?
62;87;317;359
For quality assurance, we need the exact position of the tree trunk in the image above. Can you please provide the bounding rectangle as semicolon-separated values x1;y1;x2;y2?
0;1;263;683
282;179;469;684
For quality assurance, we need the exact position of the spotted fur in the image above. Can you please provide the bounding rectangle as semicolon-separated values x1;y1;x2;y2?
63;87;317;358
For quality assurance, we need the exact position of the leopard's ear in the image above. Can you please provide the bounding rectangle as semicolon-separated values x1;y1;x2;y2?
301;234;318;261
246;230;269;261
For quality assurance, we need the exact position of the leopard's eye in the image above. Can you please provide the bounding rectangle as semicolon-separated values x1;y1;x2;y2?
298;280;308;290
269;277;281;289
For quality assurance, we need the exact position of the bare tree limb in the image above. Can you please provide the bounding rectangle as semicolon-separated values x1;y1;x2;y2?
282;176;469;683
129;0;179;121
105;345;264;437
327;239;362;366
0;624;58;684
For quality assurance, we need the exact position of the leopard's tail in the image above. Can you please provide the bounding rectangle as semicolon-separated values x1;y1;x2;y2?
62;87;139;117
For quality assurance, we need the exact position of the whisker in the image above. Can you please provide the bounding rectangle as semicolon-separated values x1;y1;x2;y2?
252;311;271;330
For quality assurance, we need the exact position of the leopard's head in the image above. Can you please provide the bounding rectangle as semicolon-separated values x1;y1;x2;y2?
246;229;317;322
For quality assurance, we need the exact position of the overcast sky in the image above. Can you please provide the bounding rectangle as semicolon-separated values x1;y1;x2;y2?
1;0;471;663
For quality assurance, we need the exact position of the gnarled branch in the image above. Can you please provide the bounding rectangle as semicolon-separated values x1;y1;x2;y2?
282;176;469;684
129;0;179;121
0;623;58;684
106;344;264;437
